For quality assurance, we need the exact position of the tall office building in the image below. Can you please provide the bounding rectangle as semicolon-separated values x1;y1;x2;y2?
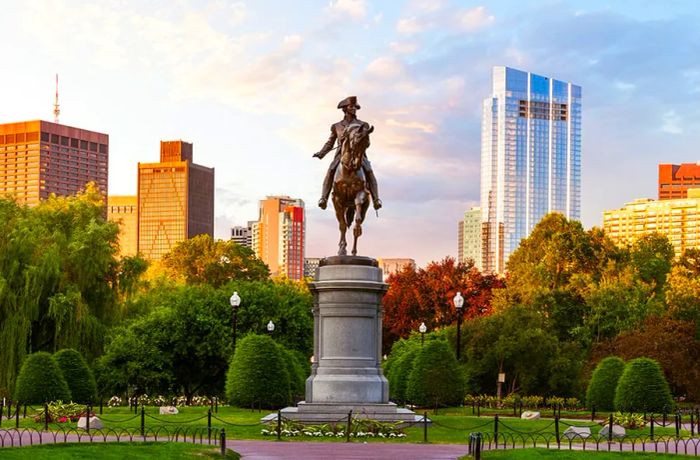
603;189;700;258
108;195;138;257
459;207;482;269
377;258;416;280
251;196;305;280
137;141;214;261
659;163;700;200
231;221;254;248
0;120;108;206
480;66;581;273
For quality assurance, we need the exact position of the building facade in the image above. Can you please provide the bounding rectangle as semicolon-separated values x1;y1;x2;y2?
137;141;214;260
659;163;700;200
304;257;321;279
108;195;138;257
459;207;482;269
0;120;108;206
377;258;416;280
603;189;700;258
251;196;305;280
480;66;581;273
231;223;253;248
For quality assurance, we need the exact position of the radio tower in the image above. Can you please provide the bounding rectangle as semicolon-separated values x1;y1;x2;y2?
53;74;60;123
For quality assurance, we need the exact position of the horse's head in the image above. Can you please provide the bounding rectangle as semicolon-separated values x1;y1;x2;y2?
341;124;373;171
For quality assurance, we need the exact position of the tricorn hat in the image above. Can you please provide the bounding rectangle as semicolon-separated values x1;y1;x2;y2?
337;96;360;110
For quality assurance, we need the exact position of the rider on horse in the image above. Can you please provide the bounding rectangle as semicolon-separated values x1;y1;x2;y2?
313;96;382;211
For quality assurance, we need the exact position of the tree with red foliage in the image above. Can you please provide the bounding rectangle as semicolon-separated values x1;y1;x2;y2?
382;257;504;353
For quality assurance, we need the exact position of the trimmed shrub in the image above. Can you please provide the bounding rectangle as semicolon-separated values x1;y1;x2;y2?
54;348;97;404
614;357;673;413
14;352;71;404
586;356;625;411
389;347;419;405
406;340;465;408
226;334;290;409
281;347;307;402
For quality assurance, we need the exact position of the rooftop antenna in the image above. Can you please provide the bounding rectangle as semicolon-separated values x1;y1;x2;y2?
53;74;60;123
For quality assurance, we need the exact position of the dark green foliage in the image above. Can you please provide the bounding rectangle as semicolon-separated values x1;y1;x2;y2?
388;344;419;405
406;340;465;408
281;347;307;401
226;334;291;409
14;352;71;404
614;357;673;412
586;356;625;411
53;348;97;404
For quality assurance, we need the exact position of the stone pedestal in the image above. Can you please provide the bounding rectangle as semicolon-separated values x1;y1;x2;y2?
277;256;417;423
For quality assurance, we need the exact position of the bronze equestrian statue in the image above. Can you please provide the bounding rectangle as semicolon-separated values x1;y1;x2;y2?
313;96;380;255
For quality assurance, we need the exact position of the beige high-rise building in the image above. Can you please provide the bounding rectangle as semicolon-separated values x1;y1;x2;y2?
251;196;305;280
377;258;416;279
137;141;214;261
459;207;482;270
108;195;138;257
0;120;108;206
603;189;700;257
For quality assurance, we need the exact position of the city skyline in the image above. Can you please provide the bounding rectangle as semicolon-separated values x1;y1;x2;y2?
1;1;699;267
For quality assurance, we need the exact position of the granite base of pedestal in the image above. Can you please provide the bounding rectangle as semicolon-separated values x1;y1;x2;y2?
268;402;420;424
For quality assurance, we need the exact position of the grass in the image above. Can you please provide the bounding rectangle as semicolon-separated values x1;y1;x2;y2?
473;448;689;459
7;405;691;445
0;442;239;459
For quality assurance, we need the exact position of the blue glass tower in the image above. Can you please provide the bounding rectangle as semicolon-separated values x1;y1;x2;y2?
480;66;581;273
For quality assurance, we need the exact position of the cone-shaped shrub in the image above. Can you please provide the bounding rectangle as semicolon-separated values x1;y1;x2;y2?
614;357;673;412
14;352;71;404
226;334;290;409
406;340;465;408
586;356;625;411
54;348;97;404
389;347;419;405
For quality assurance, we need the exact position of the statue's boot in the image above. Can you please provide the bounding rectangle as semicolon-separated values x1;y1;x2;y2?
366;169;382;210
318;168;334;209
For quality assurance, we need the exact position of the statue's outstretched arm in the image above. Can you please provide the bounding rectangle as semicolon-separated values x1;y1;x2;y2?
313;126;337;159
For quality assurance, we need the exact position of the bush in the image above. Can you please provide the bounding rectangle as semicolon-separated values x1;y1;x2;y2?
53;348;97;404
388;347;419;405
614;357;673;413
406;340;465;408
281;347;307;402
226;334;291;409
586;356;625;411
14;352;71;404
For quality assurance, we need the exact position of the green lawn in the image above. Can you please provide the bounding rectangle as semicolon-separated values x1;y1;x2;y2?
475;449;688;459
8;405;690;445
0;442;239;459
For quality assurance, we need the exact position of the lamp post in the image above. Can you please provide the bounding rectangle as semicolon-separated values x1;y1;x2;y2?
267;320;275;336
453;292;464;360
230;291;241;353
419;322;427;346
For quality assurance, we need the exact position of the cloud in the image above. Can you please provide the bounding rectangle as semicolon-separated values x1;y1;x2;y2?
385;118;436;134
389;41;418;54
397;17;428;35
661;110;683;134
457;6;495;31
366;57;405;79
326;0;367;20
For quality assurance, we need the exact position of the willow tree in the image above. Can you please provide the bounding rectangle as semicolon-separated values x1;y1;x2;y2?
0;183;145;396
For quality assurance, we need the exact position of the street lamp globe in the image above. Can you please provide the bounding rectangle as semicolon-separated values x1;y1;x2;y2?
230;291;241;309
453;292;464;311
418;322;427;334
267;320;275;333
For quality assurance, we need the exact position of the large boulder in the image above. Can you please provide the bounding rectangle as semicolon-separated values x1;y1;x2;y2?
77;416;103;430
599;424;625;438
159;406;179;415
563;426;591;439
521;411;541;420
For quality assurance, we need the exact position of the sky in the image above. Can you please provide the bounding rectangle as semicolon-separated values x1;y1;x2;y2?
1;0;699;268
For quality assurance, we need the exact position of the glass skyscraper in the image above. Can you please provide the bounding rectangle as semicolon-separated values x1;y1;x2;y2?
480;66;581;273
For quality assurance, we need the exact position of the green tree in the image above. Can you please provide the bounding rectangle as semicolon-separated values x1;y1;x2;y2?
0;184;145;396
614;357;673;412
98;284;232;401
14;352;71;404
406;340;465;409
585;356;625;411
666;264;700;331
630;233;675;295
387;341;420;405
54;348;97;404
162;234;269;287
226;334;291;408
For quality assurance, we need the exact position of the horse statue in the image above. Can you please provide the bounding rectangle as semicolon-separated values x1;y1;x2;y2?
331;122;374;256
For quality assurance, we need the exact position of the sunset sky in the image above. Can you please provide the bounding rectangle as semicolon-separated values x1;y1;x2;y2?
1;0;699;267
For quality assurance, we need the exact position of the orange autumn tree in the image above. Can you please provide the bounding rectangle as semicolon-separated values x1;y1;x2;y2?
382;257;504;353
